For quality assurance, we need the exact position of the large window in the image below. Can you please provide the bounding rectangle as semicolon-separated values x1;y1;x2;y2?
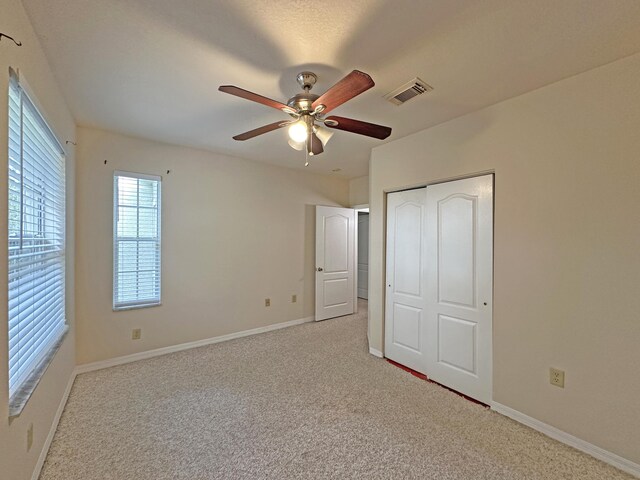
113;172;161;310
8;73;66;402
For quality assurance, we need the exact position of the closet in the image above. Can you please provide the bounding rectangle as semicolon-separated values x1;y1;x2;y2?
385;175;493;404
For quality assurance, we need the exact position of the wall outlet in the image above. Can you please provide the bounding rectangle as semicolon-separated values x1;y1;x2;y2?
265;298;270;307
132;328;142;340
550;367;565;388
291;294;297;303
27;423;33;452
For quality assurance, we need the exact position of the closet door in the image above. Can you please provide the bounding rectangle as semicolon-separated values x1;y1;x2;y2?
424;175;493;404
384;188;427;372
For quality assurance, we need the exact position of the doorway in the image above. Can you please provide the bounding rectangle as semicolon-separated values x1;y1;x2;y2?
357;212;369;300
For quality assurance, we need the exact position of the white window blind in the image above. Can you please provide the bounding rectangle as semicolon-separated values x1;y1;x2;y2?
113;171;161;310
8;73;66;400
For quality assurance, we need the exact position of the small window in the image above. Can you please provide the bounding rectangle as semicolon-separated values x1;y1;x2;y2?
113;171;161;310
8;72;67;402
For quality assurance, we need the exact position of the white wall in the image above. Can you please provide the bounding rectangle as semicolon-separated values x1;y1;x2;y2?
368;53;640;464
0;1;77;479
349;175;369;206
75;127;349;364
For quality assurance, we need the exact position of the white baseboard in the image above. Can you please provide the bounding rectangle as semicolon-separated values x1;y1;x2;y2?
368;347;383;358
491;402;640;478
32;371;76;480
75;315;315;374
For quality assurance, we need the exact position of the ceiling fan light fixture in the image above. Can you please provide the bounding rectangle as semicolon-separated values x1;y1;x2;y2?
288;120;308;143
314;125;334;146
288;139;304;151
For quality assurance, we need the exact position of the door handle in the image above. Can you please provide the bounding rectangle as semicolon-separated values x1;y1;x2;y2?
317;267;323;272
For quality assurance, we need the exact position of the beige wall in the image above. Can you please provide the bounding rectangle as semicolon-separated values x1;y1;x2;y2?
348;175;369;206
0;1;77;479
75;127;349;364
369;53;640;463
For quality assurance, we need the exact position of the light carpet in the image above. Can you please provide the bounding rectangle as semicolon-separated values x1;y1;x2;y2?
40;302;633;479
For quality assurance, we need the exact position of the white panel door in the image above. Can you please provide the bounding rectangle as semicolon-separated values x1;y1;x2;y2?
357;213;369;299
424;175;493;403
315;206;356;321
385;188;427;372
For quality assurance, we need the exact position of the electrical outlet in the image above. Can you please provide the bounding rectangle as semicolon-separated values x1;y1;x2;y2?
265;298;270;307
291;294;297;303
27;423;33;452
550;367;565;388
132;328;142;340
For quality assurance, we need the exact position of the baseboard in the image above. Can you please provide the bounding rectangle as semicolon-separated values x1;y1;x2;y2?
75;315;315;374
491;402;640;478
368;347;383;358
31;370;76;480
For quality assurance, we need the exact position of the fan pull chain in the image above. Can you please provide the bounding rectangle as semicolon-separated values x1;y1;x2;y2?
305;133;310;167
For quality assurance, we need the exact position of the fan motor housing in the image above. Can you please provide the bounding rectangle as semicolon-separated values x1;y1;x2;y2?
287;93;319;114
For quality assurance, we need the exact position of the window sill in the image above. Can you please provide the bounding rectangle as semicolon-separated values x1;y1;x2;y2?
113;301;162;312
9;326;69;418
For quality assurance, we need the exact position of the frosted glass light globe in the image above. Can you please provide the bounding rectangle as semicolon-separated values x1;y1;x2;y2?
288;121;308;143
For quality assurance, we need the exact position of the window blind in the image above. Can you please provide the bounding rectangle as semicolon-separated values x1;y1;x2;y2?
8;74;66;399
113;172;161;310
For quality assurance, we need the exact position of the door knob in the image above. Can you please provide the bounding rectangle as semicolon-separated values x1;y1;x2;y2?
317;267;323;272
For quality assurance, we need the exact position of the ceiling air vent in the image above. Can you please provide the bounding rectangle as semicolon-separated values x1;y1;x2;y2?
384;77;433;106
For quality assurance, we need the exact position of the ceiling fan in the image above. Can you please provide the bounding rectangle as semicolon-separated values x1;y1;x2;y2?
218;70;392;159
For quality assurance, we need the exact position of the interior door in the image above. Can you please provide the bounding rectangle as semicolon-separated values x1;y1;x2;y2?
357;213;369;299
315;206;356;321
384;188;427;372
424;175;493;404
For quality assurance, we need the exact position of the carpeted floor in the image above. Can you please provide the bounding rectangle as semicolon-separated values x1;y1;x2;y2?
40;301;633;479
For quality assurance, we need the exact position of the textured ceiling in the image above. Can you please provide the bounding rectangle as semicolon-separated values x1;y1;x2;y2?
22;0;640;178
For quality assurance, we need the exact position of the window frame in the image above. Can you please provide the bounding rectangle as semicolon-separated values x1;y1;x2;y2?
112;170;162;311
7;69;68;413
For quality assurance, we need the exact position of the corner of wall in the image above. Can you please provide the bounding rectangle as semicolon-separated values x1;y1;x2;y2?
349;175;370;207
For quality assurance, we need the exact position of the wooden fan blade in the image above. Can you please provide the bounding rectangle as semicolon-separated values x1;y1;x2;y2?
232;121;291;141
311;70;374;114
308;132;324;155
324;116;391;140
219;85;294;113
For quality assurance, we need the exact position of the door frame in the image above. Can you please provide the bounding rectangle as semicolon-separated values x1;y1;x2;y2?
381;171;495;401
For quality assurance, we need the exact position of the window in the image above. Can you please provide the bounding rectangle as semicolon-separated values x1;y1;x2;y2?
113;172;161;310
8;72;67;402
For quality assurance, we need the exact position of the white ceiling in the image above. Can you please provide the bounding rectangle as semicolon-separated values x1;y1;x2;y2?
22;0;640;178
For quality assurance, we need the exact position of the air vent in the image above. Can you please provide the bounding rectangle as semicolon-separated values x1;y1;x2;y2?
384;77;433;106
